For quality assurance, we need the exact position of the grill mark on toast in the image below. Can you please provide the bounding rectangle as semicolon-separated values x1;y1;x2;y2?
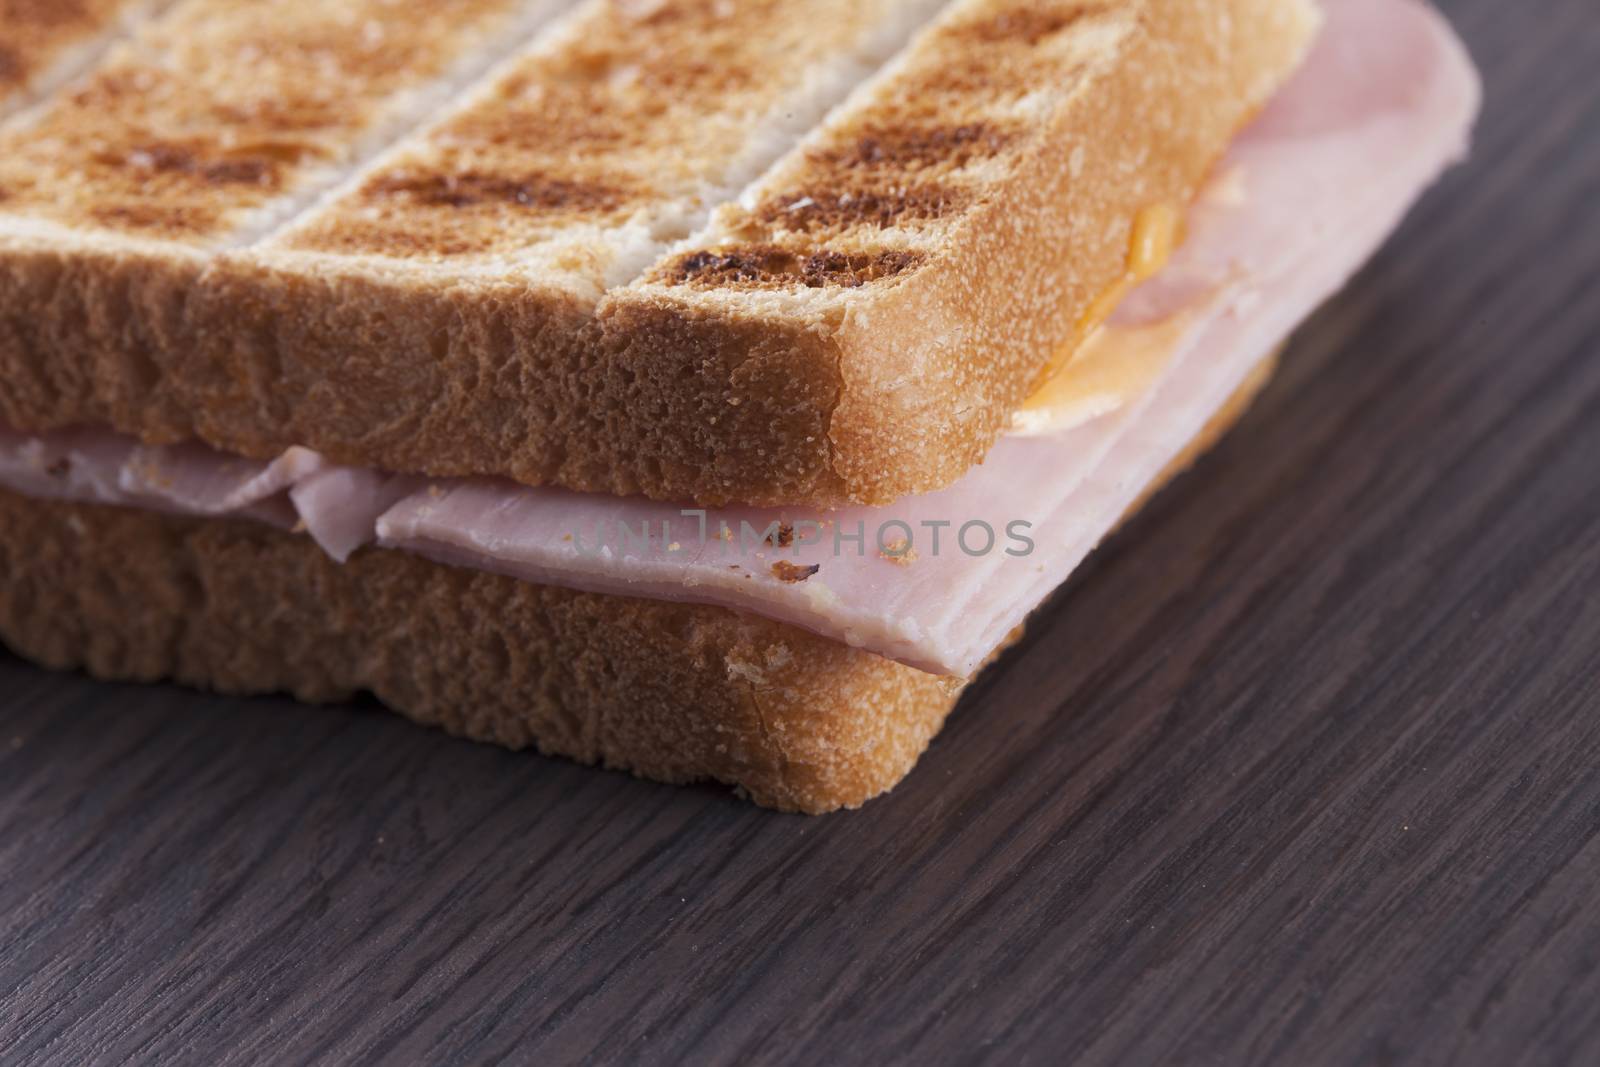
106;140;301;188
815;122;1015;172
72;137;303;235
958;5;1107;46
365;171;630;214
0;48;20;87
659;246;924;290
667;247;803;285
756;186;974;235
802;249;925;288
37;131;327;235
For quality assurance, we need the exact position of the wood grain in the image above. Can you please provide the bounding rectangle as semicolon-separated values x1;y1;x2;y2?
2;1;1598;1062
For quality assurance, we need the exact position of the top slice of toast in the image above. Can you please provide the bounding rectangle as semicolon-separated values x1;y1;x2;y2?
0;0;1319;508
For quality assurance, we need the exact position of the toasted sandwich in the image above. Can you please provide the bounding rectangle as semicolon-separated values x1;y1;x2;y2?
0;0;1480;811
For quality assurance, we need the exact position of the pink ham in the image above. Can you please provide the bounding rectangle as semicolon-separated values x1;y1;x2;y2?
290;468;425;563
0;0;1481;677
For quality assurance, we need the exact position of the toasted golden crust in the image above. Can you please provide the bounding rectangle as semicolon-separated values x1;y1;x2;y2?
642;4;1150;289
0;0;573;242
0;489;964;813
0;0;1316;509
0;0;164;115
0;353;1277;811
275;0;944;271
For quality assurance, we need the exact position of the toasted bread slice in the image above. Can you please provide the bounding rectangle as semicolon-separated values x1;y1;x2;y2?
0;0;1316;509
0;0;955;472
189;0;954;475
0;0;171;119
0;353;1277;812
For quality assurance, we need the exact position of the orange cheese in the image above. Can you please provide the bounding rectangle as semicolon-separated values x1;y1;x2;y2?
1014;203;1186;436
1011;314;1193;436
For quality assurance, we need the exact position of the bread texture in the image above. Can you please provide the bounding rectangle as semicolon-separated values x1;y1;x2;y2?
0;0;583;240
0;353;1277;811
0;0;169;119
0;0;1318;509
0;489;967;814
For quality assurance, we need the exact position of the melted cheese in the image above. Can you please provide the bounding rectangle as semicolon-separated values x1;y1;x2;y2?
1011;315;1193;436
1014;202;1187;436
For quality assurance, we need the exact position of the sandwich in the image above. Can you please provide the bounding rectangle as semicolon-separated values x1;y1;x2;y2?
0;0;1480;811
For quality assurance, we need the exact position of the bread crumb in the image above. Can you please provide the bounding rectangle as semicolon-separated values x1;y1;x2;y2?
772;561;820;583
725;657;766;685
879;538;917;565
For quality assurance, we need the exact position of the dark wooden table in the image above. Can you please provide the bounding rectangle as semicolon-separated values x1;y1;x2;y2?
3;3;1597;1064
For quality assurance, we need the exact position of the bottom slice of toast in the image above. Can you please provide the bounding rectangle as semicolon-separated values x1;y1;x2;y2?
0;357;1277;813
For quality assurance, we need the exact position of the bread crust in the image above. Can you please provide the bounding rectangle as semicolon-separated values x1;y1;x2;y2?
0;234;205;441
0;489;965;814
0;352;1278;811
0;0;1317;508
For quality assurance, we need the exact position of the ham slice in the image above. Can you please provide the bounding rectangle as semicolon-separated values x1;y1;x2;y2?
0;0;1480;677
